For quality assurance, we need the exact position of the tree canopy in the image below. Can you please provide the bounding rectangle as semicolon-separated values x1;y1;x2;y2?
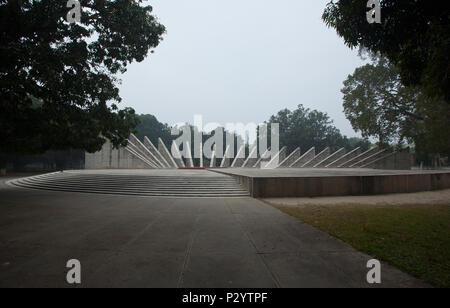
342;52;450;157
323;0;450;102
135;114;172;146
267;104;371;153
0;0;165;155
342;54;421;146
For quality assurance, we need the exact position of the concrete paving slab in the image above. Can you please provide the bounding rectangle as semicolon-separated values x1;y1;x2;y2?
182;252;278;288
87;250;186;288
0;174;429;288
261;252;356;288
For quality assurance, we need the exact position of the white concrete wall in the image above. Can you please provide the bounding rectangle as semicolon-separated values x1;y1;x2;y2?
85;140;151;169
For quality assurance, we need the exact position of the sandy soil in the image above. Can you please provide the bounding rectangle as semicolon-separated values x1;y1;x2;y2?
262;189;450;208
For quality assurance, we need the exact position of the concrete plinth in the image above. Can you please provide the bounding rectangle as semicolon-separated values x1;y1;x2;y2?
213;168;450;198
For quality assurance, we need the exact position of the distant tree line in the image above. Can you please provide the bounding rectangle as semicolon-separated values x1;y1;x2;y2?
1;109;371;173
267;105;371;154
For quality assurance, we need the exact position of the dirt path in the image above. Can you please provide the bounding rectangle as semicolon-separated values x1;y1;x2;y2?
263;189;450;208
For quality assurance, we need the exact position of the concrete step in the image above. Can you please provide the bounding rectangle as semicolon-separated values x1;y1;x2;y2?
10;173;250;198
11;184;250;197
16;182;248;193
12;184;250;197
20;179;242;188
17;179;241;188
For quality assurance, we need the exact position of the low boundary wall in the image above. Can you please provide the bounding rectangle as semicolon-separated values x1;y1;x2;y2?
216;170;450;198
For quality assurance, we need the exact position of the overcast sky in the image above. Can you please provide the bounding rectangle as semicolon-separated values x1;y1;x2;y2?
119;0;366;137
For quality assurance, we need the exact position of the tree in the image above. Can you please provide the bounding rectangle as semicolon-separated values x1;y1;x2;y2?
347;137;371;152
267;104;369;153
0;0;165;156
135;114;172;146
342;54;422;146
322;0;450;103
342;53;450;158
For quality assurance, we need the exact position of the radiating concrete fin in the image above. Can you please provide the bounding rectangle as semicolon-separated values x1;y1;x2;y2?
184;141;194;168
124;146;155;168
121;147;151;169
126;140;159;168
350;149;388;168
127;137;154;166
242;145;258;168
253;148;271;168
326;147;361;168
220;145;231;168
157;138;179;168
361;152;412;170
231;145;246;168
302;147;330;168
339;147;379;168
144;136;171;168
199;143;204;168
314;147;346;168
129;134;164;168
264;146;287;169
290;147;315;168
210;145;217;168
278;147;301;168
169;140;186;168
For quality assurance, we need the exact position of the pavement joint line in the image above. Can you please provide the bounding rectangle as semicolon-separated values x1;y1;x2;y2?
225;199;282;288
86;210;171;280
177;215;200;288
118;207;174;249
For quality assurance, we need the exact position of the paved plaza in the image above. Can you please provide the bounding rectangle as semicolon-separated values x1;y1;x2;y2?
0;171;428;287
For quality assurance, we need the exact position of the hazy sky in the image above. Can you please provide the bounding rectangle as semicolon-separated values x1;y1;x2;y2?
119;0;366;137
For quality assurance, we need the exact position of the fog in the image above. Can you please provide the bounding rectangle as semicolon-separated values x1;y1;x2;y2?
119;0;366;137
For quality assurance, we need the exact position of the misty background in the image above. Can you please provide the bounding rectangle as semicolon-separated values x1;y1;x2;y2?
119;0;366;137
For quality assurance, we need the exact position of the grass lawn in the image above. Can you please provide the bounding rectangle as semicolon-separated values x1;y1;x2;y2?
270;203;450;288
